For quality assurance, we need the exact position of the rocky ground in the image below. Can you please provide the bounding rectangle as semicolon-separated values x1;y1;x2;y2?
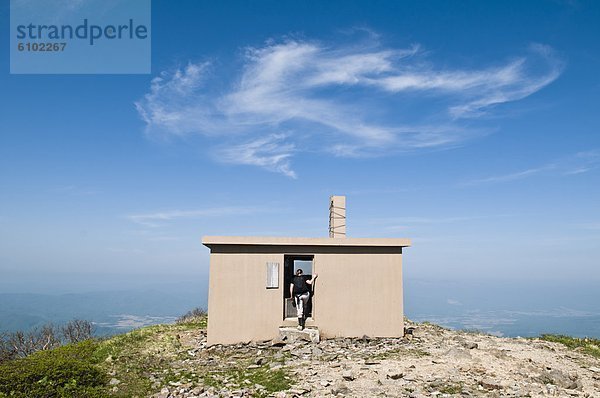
145;320;600;398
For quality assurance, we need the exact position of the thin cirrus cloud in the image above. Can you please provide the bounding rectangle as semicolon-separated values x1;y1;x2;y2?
135;36;563;177
463;150;600;185
127;206;270;227
380;214;510;231
217;133;297;178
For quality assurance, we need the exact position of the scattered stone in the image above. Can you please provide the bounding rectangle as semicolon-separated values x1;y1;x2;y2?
271;337;287;347
589;366;600;373
446;347;472;361
114;319;600;398
386;372;403;380
364;359;380;365
331;383;350;395
288;388;307;395
109;378;120;385
538;369;580;389
411;328;426;338
480;378;503;390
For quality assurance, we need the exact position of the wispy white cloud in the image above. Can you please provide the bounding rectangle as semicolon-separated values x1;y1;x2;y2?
465;165;554;185
215;134;297;178
127;206;268;227
134;62;221;138
381;215;510;231
135;35;562;177
385;216;485;224
463;150;600;185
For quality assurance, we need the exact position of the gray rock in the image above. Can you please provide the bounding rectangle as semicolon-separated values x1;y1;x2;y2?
288;388;308;395
278;327;320;343
445;347;472;361
412;328;426;338
109;378;121;385
387;372;404;380
539;369;579;389
480;378;503;390
331;383;350;395
271;337;287;347
429;378;444;388
342;370;355;381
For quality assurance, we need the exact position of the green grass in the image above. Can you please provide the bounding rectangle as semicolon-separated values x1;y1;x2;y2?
372;346;430;360
203;365;291;398
0;340;109;398
0;317;209;398
0;316;295;398
92;320;207;397
539;334;600;358
439;382;463;394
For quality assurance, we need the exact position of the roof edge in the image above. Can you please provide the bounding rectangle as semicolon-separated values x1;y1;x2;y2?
202;236;411;248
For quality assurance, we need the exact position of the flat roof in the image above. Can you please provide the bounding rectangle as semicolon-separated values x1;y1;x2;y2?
202;236;411;248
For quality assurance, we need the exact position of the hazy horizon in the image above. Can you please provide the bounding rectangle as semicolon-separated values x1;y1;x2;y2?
2;276;599;339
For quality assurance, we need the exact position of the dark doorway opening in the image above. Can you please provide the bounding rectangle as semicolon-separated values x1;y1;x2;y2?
283;255;314;320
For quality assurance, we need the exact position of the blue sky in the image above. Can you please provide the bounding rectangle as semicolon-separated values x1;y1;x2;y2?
1;0;599;294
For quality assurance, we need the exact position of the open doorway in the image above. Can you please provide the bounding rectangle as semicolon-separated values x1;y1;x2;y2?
283;255;314;320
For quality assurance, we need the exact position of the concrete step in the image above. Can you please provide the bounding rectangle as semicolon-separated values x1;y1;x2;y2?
278;327;320;343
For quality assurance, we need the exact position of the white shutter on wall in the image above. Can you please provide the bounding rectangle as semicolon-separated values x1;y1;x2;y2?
266;262;279;288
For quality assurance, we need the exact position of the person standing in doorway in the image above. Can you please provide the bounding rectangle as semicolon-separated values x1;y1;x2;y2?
290;268;318;330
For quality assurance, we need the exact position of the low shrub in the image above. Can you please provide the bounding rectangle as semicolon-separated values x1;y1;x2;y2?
0;340;108;398
540;334;600;358
176;307;207;325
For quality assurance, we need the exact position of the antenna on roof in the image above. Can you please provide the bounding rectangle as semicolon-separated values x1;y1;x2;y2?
329;195;346;238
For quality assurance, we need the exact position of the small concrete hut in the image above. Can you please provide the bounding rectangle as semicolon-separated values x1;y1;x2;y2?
202;196;411;345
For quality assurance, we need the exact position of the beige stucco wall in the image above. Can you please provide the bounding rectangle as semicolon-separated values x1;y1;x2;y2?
207;252;284;345
205;241;406;346
313;252;403;339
